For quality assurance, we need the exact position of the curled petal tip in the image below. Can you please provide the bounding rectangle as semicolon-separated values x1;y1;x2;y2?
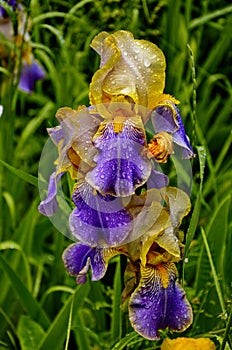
90;30;166;110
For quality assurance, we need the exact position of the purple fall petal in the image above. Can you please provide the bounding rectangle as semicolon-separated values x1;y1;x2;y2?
86;117;151;196
129;263;193;340
38;171;64;216
63;243;119;283
19;59;45;93
69;182;132;247
151;101;194;159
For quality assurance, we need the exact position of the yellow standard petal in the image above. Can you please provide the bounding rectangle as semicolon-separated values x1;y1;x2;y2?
161;337;216;350
89;30;166;110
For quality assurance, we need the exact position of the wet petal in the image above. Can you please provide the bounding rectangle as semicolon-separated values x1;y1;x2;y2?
139;187;191;265
151;99;194;159
63;243;121;284
54;107;100;178
86;116;151;196
69;182;132;247
19;59;45;93
147;132;174;163
89;30;166;111
38;171;64;216
47;126;64;146
162;187;191;228
161;337;216;350
129;263;193;340
147;162;169;189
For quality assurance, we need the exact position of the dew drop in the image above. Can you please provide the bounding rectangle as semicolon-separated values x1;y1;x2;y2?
144;58;151;67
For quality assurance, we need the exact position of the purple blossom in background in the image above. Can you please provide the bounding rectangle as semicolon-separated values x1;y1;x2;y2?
18;59;45;93
0;0;18;19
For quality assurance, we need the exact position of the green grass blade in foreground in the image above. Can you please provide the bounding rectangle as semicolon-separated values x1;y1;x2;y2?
15;101;54;153
111;257;122;345
0;254;50;329
206;195;231;289
201;227;226;316
184;146;206;258
112;332;140;350
18;316;45;350
0;160;38;187
0;240;32;291
38;282;90;350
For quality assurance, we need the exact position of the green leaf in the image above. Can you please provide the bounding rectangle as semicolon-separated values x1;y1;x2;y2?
38;283;90;350
0;254;50;329
16;101;54;152
201;227;226;315
111;258;122;345
18;316;45;350
0;160;38;187
111;332;140;350
206;195;231;290
184;146;206;258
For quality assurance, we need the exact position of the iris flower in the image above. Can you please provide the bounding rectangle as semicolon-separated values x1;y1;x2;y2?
0;0;45;93
63;187;193;339
38;30;194;340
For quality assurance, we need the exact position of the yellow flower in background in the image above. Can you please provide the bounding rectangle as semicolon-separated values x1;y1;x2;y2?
161;337;216;350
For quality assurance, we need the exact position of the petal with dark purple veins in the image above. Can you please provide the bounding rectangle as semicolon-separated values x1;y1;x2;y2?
19;59;45;93
86;116;151;196
151;100;194;159
69;182;132;247
129;263;193;340
38;171;64;216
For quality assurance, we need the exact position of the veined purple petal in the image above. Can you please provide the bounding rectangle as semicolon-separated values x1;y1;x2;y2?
19;59;45;93
69;182;132;247
86;116;151;196
151;101;194;159
129;263;193;340
63;243;120;283
38;171;64;217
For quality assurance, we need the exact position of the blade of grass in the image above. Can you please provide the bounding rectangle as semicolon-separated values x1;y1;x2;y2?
111;332;140;350
18;316;45;350
0;254;50;329
38;282;90;350
64;298;73;350
0;241;32;291
0;160;38;187
220;306;232;350
184;146;206;258
189;5;232;29
201;227;226;316
111;257;122;346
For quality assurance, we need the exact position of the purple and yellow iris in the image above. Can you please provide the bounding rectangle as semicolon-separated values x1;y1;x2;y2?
38;30;194;340
63;188;193;340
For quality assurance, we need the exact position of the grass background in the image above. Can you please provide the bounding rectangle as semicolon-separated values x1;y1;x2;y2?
0;0;231;349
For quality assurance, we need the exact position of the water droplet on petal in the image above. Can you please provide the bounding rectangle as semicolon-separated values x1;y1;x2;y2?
144;58;151;67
